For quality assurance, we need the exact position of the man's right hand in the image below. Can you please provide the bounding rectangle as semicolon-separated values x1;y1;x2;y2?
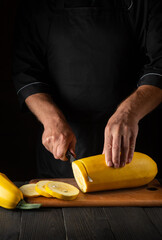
42;117;76;161
25;93;76;161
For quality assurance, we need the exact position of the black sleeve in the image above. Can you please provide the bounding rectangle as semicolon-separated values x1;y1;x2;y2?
137;0;162;89
12;0;51;110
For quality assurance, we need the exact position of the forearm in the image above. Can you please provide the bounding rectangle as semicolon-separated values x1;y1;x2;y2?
25;93;76;160
25;93;66;127
103;85;162;168
116;85;162;122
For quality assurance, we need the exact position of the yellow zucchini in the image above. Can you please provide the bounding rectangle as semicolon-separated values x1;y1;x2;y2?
72;152;158;193
0;173;23;209
0;174;41;209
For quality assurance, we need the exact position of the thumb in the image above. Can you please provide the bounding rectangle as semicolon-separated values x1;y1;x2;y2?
102;148;105;155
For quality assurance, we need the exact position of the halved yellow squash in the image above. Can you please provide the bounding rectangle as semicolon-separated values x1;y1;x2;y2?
72;152;158;193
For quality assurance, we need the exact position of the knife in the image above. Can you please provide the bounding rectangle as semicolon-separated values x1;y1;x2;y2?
66;150;93;182
66;150;76;164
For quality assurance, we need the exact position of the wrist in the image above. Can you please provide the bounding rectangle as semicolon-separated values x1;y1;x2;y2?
25;93;66;128
116;102;139;123
43;111;66;129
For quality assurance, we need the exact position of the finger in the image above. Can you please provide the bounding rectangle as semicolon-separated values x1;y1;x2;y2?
112;134;121;168
120;135;129;167
43;136;62;160
127;135;136;164
56;137;71;161
104;135;113;167
55;143;68;161
51;134;68;160
43;136;54;153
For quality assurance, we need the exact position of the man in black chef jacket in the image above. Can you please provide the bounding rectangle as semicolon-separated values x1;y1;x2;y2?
13;0;162;178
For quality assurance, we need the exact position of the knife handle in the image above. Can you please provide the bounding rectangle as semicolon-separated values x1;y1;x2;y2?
66;150;76;163
66;150;72;160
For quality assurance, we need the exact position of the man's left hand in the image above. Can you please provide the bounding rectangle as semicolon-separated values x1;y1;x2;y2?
102;110;139;168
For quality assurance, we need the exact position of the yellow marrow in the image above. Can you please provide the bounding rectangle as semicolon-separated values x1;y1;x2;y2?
72;152;158;193
0;173;23;209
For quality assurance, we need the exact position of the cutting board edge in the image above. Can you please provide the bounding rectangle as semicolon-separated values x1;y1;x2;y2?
26;198;162;207
25;178;162;207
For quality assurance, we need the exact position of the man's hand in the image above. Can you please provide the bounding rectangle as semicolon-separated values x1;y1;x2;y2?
102;85;162;168
25;93;77;161
42;117;76;161
103;111;138;168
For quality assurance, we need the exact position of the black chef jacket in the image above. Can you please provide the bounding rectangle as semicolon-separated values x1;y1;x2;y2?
12;0;162;178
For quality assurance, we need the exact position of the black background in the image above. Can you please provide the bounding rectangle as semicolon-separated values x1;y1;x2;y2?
0;0;162;181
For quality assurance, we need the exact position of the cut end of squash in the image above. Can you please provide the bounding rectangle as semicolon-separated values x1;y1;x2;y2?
35;181;53;198
72;161;88;193
45;181;79;200
20;184;41;198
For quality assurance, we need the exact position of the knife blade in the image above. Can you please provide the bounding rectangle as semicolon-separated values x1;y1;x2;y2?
66;150;93;182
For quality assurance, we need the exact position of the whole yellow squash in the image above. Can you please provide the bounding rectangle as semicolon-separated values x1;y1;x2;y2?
0;173;23;209
0;173;41;210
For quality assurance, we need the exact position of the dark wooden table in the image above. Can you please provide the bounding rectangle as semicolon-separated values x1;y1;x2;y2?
0;181;162;240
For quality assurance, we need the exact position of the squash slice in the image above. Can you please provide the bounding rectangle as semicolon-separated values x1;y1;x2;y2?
35;181;53;197
20;184;40;197
72;152;158;193
45;181;79;200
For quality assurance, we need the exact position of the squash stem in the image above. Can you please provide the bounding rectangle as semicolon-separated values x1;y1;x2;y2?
16;199;41;210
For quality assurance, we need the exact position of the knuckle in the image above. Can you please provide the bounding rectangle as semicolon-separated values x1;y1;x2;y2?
113;143;120;150
42;140;50;149
43;136;54;145
129;145;135;150
123;124;128;130
47;138;51;145
123;145;129;151
56;150;64;159
131;129;138;137
54;152;63;160
105;124;111;133
60;133;67;141
105;124;110;130
54;153;59;159
113;157;119;164
107;143;112;150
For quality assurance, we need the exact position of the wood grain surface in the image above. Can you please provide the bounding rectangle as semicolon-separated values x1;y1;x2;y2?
25;178;162;207
1;182;162;240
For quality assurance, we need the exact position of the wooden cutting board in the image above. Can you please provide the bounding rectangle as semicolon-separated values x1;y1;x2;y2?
26;178;162;207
